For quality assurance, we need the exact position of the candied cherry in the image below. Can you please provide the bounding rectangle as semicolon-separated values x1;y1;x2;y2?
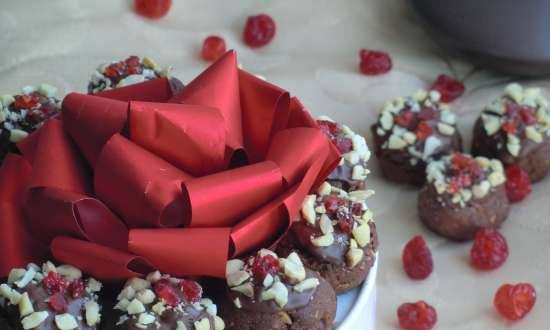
179;279;202;304
69;279;86;299
47;292;68;313
430;74;465;103
470;229;509;270
402;235;433;280
397;301;437;330
42;271;70;294
201;36;226;61
154;279;181;307
243;14;276;48
359;49;392;75
494;283;536;321
505;165;532;202
134;0;172;19
252;254;280;281
415;121;433;141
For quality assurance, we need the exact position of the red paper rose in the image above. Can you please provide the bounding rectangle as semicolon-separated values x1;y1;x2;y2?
0;51;339;280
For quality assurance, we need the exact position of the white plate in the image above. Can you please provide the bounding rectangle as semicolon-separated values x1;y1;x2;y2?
336;253;378;330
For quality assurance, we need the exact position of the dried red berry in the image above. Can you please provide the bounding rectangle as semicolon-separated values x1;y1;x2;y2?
417;107;438;121
519;107;538;125
402;236;433;280
415;121;433;141
47;292;68;313
395;111;414;128
42;272;70;295
359;49;392;75
470;229;509;270
336;211;354;234
397;301;437;330
243;14;276;48
14;95;38;110
252;254;280;281
201;36;226;61
125;56;141;67
69;279;86;299
501;121;517;134
430;74;465;103
494;283;536;321
134;0;172;19
154;279;181;307
505;165;532;202
317;120;339;137
324;195;343;214
179;280;202;304
334;137;353;154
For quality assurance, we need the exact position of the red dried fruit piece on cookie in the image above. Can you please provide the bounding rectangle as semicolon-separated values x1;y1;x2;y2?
505;165;532;202
402;235;433;280
201;36;226;61
42;271;70;295
494;283;536;321
68;279;86;299
14;95;39;110
397;301;437;330
470;229;509;270
154;279;181;307
134;0;172;19
243;14;276;48
415;121;433;141
359;49;392;75
180;279;202;304
430;74;465;103
47;292;68;313
334;137;353;154
317;120;339;137
252;254;280;281
395;111;414;128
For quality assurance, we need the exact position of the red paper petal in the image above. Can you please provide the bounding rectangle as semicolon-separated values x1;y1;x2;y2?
0;155;44;276
29;119;91;194
129;102;226;176
182;161;283;227
94;77;175;102
25;188;128;250
128;228;230;278
62;93;128;167
51;237;154;281
95;134;192;228
170;51;243;159
239;69;290;162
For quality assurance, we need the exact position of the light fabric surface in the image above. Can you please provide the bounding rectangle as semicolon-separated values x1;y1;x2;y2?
1;1;549;329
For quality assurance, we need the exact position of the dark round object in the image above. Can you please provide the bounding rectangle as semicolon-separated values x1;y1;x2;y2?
411;0;550;76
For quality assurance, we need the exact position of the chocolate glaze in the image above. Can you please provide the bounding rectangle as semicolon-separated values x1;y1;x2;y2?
472;118;550;182
227;270;318;314
5;283;95;330
292;223;348;266
109;304;215;330
327;161;367;191
371;123;463;186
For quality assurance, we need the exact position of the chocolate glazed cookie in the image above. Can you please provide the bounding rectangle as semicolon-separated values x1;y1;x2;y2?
277;182;378;294
418;153;510;241
371;89;462;186
471;83;550;182
221;250;336;330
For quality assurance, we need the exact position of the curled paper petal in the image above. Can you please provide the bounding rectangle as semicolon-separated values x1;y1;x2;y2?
128;228;230;278
95;77;176;102
29;119;91;194
239;69;290;162
0;155;44;276
95;134;192;228
51;237;154;281
63;93;129;167
25;188;128;250
129;102;226;176
170;51;243;158
182;161;283;227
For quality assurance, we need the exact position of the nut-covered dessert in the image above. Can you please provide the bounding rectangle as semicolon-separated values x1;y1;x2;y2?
472;83;550;182
317;116;371;191
278;182;378;293
0;261;103;330
0;84;61;163
87;55;182;94
220;250;336;330
418;153;510;240
106;271;224;330
371;89;463;186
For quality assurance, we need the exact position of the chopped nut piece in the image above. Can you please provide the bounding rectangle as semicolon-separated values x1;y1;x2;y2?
15;267;36;289
214;315;226;330
127;298;146;315
56;265;82;281
346;248;364;268
145;271;162;283
311;233;334;247
85;301;101;326
137;289;156;304
55;314;78;330
278;311;293;325
226;271;250;287
18;292;33;317
301;195;317;225
349;190;375;201
194;318;211;330
230;283;254;298
352;223;371;247
22;311;49;330
294;278;320;292
126;277;151;292
225;259;245;276
138;313;156;325
260;282;288;307
319;214;334;235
